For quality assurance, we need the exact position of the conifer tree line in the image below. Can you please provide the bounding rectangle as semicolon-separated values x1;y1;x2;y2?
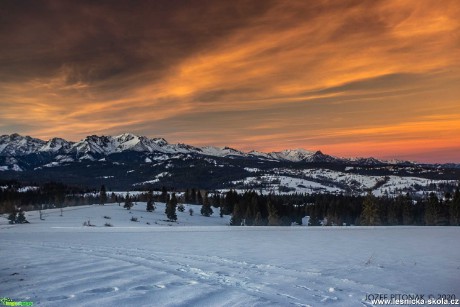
0;181;94;214
204;188;460;226
304;189;460;226
1;179;460;226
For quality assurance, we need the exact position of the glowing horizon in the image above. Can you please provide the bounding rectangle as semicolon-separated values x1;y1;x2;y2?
1;0;459;163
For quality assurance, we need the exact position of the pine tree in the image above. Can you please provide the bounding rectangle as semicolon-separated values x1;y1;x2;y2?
280;216;291;226
244;206;253;226
146;190;155;212
424;192;439;225
308;209;321;226
267;201;280;226
230;203;243;226
224;189;237;215
245;196;257;226
99;185;107;205
386;201;399;225
110;192;116;203
124;193;133;210
254;211;263;226
161;186;168;203
449;187;460;226
184;188;191;203
177;203;185;212
165;193;177;221
16;210;27;223
7;211;17;224
191;188;197;204
197;190;203;205
360;193;380;226
164;194;170;215
211;194;220;208
200;193;213;217
401;195;414;225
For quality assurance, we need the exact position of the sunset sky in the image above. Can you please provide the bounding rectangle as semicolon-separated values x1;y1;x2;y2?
1;0;459;162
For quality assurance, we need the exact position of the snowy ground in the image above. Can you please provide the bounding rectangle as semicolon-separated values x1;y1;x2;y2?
225;169;455;197
1;203;459;306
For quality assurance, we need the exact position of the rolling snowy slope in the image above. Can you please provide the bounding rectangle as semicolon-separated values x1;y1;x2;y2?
1;204;459;306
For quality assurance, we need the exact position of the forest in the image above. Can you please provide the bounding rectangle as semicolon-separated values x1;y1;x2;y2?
1;180;459;226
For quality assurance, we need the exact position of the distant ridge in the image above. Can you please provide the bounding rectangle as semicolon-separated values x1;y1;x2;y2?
0;133;458;193
0;132;410;165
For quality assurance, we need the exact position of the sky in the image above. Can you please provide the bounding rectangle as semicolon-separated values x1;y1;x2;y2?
1;0;459;163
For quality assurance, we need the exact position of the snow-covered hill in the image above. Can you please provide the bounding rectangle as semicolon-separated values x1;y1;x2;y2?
1;204;459;306
225;168;454;197
0;202;230;229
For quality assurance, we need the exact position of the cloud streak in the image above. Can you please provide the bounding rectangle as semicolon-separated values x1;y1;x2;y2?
0;0;459;162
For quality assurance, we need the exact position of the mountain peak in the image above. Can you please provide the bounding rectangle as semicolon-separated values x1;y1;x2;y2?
152;137;168;146
39;137;72;153
114;132;140;140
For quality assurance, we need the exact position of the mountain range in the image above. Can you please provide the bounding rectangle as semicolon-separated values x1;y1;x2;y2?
0;132;414;165
1;133;459;194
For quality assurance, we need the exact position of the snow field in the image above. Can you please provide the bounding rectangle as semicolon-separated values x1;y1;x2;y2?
1;204;459;306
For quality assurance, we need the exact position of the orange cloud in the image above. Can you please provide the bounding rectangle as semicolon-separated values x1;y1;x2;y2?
1;0;459;162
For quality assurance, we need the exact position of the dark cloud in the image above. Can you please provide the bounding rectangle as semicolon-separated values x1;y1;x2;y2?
1;0;460;162
0;0;274;86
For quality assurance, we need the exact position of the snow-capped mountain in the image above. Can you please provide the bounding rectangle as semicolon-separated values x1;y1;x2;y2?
0;133;453;166
39;137;73;153
0;133;458;194
0;133;46;156
0;133;340;162
267;149;339;163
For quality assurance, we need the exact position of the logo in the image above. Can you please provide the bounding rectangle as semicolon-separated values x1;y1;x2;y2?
0;297;33;306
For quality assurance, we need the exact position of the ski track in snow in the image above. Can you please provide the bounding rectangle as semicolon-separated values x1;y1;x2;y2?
1;238;396;307
1;204;459;306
